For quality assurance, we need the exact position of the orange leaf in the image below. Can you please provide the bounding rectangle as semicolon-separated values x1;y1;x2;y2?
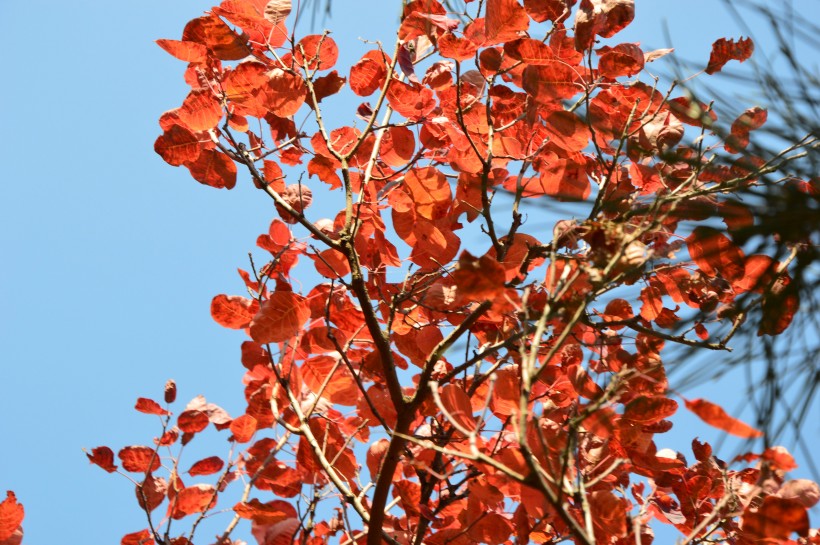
0;492;24;542
684;398;762;438
451;251;506;300
182;15;250;61
249;291;310;344
438;384;477;432
293;34;338;71
155;39;207;63
349;50;389;96
135;397;170;416
118;446;161;473
302;355;358;404
705;36;753;75
211;295;259;329
380;126;416;167
86;446;118;473
264;70;306;117
230;414;258;443
177;90;222;132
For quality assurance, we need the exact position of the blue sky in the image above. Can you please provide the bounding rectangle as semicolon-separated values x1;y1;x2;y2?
1;1;817;543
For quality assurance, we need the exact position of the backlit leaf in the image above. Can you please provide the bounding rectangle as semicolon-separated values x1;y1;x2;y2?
249;291;310;344
234;498;295;524
705;36;753;75
293;34;339;71
154;125;200;167
135;397;170;416
230;414;258;443
741;496;809;541
185;149;237;189
177;410;210;433
135;474;167;512
485;0;529;43
119;446;161;473
86;446;118;473
121;529;154;545
172;484;217;518
155;39;207;63
684;398;763;438
211;295;259;329
0;492;24;542
187;456;225;476
686;226;745;282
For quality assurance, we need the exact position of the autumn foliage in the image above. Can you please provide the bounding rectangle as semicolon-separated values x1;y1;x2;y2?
81;0;820;544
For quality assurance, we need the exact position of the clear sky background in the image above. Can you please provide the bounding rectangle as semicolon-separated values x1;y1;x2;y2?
1;1;817;543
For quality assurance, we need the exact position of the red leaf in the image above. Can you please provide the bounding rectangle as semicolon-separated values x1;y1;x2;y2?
121;529;155;545
249;291;310;344
523;0;575;23
135;397;170;416
293;35;339;71
597;42;644;78
686;226;745;282
234;499;296;524
0;492;24;542
485;0;530;43
438;384;477;432
741;496;809;541
575;0;635;51
182;15;250;61
154;125;200;167
639;286;663;321
522;62;580;102
211;295;259;329
451;251;506;300
624;396;678;424
188;456;225;476
265;70;306;117
380;126;415;167
438;32;479;61
302;355;358;404
185;149;238;189
172;484;217;518
684;398;763;438
155;39;208;63
705;36;754;75
177;90;222;132
349;50;389;96
230;414;258;443
725;106;767;153
86;446;118;473
164;380;177;404
119;446;161;473
136;474;167;512
177;410;210;433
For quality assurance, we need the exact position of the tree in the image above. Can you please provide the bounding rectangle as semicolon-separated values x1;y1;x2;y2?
82;1;819;544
